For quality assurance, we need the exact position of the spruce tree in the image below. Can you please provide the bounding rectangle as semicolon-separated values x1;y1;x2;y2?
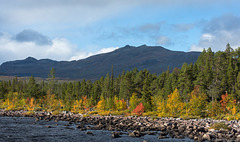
141;76;153;111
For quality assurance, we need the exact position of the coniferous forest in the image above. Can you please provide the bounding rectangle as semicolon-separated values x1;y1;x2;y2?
1;44;240;120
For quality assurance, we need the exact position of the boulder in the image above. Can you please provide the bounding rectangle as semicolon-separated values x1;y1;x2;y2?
203;133;211;141
237;135;240;141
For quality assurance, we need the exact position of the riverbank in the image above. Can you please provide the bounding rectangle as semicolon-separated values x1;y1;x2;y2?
1;110;240;141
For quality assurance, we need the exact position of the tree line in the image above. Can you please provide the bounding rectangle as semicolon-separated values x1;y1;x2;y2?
1;44;240;119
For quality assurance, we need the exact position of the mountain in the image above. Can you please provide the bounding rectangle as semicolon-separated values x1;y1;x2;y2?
0;45;201;80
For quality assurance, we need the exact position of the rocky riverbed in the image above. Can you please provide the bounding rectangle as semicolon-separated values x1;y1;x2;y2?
1;110;240;141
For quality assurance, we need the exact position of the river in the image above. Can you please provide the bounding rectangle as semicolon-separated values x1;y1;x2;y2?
0;116;194;142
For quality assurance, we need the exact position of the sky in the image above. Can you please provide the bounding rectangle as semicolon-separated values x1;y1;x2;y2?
0;0;240;64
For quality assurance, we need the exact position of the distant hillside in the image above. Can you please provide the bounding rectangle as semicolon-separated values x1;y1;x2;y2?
0;45;201;80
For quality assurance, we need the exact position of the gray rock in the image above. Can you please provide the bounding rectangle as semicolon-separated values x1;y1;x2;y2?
112;133;120;138
86;131;94;136
159;131;168;136
203;133;211;141
236;135;240;141
215;139;227;142
158;135;167;139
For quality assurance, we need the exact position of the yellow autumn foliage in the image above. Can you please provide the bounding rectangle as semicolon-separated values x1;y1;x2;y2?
166;89;184;117
26;97;36;111
97;96;106;111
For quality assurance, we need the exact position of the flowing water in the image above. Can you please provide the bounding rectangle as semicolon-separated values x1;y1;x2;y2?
0;117;194;142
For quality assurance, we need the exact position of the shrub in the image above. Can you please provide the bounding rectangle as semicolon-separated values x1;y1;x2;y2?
24;111;35;116
111;111;125;116
142;111;157;116
132;103;144;116
83;114;90;117
98;111;111;116
52;110;61;115
210;122;230;130
224;115;235;121
88;111;98;115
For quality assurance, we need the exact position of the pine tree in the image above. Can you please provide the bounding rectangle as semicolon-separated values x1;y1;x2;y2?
48;68;57;93
119;71;134;103
164;71;172;97
210;51;228;100
91;81;102;105
80;79;88;98
102;74;111;98
235;72;240;99
194;48;207;91
26;76;39;98
227;57;235;93
141;76;153;111
65;82;74;110
171;67;180;92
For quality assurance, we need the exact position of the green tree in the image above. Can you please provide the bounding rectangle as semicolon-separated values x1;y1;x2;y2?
177;63;193;101
235;72;240;99
119;71;134;103
48;68;57;93
141;75;153;111
166;89;184;117
188;86;207;117
227;58;235;93
25;76;39;98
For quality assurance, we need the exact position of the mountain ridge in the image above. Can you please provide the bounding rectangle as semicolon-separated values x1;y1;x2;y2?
0;45;201;80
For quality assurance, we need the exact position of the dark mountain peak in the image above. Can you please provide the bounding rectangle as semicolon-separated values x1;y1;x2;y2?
138;44;147;47
25;57;37;61
120;44;168;52
123;45;133;48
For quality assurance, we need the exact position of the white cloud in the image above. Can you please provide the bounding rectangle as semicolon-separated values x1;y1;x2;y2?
189;45;205;52
0;31;119;64
69;52;94;61
1;0;233;30
156;36;171;46
190;14;240;52
0;32;77;63
97;47;119;54
0;33;118;64
0;0;139;29
69;47;119;61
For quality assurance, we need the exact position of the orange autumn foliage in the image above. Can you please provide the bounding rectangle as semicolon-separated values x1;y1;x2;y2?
132;102;144;115
220;92;229;112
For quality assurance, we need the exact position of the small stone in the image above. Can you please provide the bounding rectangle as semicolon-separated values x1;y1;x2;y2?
112;133;120;138
188;134;194;139
159;131;168;136
129;132;136;137
147;132;155;135
158;135;167;139
208;128;215;132
86;131;94;136
215;139;227;142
